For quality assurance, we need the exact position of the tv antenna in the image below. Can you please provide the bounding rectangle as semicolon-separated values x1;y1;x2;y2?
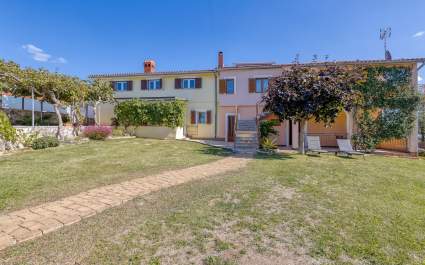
380;27;392;59
293;53;300;64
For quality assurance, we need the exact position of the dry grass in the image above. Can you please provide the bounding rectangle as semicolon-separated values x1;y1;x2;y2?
1;151;425;265
0;138;229;214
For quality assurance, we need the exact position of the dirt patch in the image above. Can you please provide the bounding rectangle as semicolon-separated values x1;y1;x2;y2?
257;183;298;215
146;186;318;265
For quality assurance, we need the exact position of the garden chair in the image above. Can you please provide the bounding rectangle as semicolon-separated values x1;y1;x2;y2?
337;139;365;158
306;136;328;154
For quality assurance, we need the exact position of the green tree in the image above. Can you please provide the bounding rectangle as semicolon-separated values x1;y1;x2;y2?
352;66;420;151
263;64;364;154
87;79;115;125
0;60;88;139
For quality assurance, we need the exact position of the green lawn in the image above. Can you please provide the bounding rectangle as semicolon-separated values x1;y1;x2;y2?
1;146;425;265
0;138;229;214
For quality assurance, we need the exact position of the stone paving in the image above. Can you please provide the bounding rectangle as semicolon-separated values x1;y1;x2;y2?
0;156;251;251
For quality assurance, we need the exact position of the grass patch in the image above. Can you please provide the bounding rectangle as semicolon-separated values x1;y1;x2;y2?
1;154;424;264
0;138;229;213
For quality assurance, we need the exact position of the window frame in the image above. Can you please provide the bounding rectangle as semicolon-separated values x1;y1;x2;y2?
255;78;269;93
225;78;236;94
197;111;207;124
147;79;161;90
182;78;196;89
115;81;129;91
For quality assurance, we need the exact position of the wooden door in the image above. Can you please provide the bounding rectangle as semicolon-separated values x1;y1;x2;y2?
227;115;236;142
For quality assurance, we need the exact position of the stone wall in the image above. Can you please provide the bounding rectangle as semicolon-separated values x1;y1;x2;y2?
14;126;75;138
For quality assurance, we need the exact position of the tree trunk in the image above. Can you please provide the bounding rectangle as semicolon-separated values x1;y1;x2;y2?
298;120;307;154
71;106;80;137
53;104;64;140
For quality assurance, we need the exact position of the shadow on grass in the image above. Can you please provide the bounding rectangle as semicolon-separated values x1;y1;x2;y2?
196;145;234;157
336;155;356;159
254;152;294;160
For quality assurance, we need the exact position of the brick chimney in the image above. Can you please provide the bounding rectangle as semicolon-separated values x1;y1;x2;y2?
218;51;224;69
144;60;156;73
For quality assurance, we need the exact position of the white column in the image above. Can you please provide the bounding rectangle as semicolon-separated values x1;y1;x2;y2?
345;110;354;140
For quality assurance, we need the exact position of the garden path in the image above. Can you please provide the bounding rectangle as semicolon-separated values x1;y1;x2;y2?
0;156;251;250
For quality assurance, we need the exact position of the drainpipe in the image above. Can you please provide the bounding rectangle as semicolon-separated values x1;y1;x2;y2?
214;71;218;139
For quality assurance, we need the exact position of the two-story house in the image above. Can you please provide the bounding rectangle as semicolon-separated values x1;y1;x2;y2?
89;60;217;139
90;53;423;154
216;52;423;154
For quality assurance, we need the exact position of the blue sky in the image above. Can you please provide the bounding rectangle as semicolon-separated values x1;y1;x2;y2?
0;0;424;82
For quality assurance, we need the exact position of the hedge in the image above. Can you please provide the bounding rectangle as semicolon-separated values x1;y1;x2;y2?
114;99;186;128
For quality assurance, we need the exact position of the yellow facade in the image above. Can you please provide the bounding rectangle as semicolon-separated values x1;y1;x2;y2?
94;72;217;139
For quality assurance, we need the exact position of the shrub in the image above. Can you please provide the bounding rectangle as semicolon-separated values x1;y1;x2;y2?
112;126;125;137
114;99;186;128
31;136;59;150
83;126;112;140
125;125;136;136
0;111;16;142
260;137;278;151
16;130;39;147
259;119;280;139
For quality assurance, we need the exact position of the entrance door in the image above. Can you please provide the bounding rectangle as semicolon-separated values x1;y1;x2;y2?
227;115;236;142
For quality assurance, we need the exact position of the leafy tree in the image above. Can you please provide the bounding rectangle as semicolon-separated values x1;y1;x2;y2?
87;79;115;125
352;67;421;151
0;60;88;139
263;64;364;154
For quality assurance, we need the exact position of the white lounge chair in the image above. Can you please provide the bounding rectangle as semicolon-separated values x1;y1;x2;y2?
337;139;365;157
306;136;328;154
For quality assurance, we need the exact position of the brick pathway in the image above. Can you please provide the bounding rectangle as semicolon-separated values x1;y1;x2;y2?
0;156;250;251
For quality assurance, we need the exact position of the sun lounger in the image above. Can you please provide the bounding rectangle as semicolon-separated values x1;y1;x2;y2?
337;139;365;157
306;136;328;154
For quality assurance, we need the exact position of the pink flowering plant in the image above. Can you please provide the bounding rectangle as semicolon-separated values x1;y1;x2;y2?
83;126;112;140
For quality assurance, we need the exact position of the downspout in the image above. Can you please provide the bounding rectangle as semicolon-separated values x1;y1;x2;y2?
214;70;218;139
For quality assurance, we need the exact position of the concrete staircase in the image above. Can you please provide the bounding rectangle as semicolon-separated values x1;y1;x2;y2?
234;119;258;154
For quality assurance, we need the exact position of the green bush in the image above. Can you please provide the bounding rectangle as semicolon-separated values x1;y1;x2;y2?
259;119;280;139
112;126;125;137
0;110;16;142
31;136;59;150
260;137;278;151
16;130;39;147
353;66;420;150
114;99;186;128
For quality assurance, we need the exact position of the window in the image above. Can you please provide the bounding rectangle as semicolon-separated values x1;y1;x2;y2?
183;79;196;89
197;111;207;124
148;79;161;90
255;78;269;93
115;81;128;91
226;79;235;94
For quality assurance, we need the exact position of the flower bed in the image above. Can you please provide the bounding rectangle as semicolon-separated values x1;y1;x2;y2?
83;126;112;140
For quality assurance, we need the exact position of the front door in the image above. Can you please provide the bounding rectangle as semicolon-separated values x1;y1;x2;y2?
227;115;236;142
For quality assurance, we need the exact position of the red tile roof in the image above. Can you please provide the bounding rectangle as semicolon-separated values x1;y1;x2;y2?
221;58;425;70
89;69;215;78
89;58;425;78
